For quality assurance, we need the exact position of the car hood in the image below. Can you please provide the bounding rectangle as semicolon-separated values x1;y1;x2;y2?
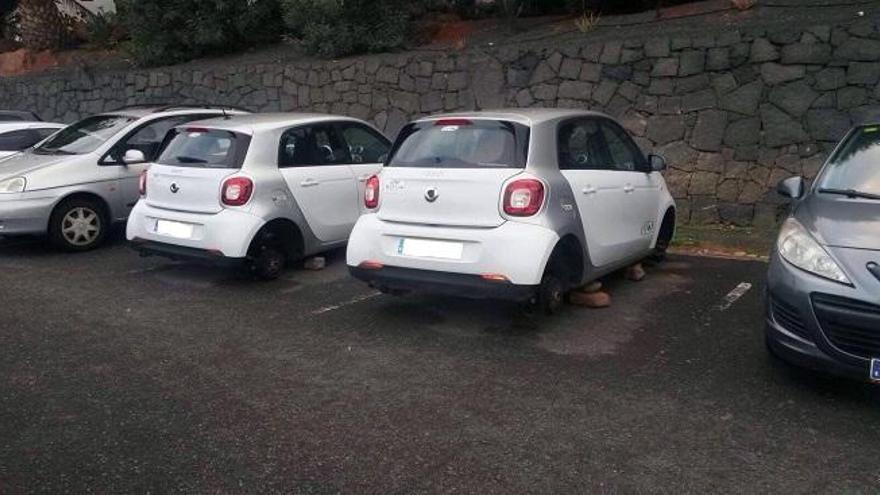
798;193;880;251
0;151;74;180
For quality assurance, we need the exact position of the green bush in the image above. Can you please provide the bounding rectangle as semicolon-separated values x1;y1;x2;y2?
116;0;284;67
281;0;411;58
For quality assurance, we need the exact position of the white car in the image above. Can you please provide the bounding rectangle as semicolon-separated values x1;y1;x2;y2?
347;109;676;313
127;113;391;279
0;121;66;159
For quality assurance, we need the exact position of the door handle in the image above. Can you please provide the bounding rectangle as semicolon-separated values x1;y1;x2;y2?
582;186;597;195
300;179;319;187
623;185;635;193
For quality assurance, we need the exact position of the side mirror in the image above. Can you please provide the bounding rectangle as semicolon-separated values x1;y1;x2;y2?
777;176;805;199
648;153;667;172
122;149;146;165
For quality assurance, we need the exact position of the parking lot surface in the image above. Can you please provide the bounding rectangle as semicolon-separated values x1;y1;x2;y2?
1;233;879;493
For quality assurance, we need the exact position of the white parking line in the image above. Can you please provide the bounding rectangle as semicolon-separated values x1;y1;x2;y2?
719;282;752;311
311;291;382;315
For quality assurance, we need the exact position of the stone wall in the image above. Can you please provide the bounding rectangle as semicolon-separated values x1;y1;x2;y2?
2;17;880;227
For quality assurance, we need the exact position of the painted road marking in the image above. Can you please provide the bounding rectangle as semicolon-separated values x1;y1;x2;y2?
312;291;382;315
719;282;752;311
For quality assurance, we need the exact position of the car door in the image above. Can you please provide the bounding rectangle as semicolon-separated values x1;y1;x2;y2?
598;119;662;253
336;122;390;213
277;123;360;242
104;114;219;216
558;118;637;268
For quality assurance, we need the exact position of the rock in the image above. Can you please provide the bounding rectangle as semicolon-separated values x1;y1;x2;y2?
780;43;831;65
646;115;685;145
718;204;754;226
691;110;728;152
760;63;805;85
529;60;556;85
682;88;716;112
761;104;808;147
652;58;679;77
806;109;852;142
558;81;593;101
679;50;705;77
750;38;779;63
592;80;618;106
600;41;623;64
601;65;633;82
625;263;646;282
846;62;880;85
814;68;847;90
648;78;674;96
568;290;611;308
303;256;326;270
579;62;602;82
720;80;763;115
580;281;603;293
768;80;818;117
837;87;867;109
558;57;581;80
834;38;880;62
645;38;670;58
707;47;730;71
689;171;720;195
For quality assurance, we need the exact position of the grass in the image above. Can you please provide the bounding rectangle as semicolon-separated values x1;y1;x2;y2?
672;224;777;260
574;11;601;33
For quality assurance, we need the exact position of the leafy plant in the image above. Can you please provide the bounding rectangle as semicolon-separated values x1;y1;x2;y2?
574;11;600;32
84;9;123;48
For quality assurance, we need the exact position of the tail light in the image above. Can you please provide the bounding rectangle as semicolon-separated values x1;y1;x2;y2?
365;175;380;209
221;177;254;206
138;170;147;196
503;178;544;216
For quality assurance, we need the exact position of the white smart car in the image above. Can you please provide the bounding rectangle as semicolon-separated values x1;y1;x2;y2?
347;109;676;313
127;113;391;279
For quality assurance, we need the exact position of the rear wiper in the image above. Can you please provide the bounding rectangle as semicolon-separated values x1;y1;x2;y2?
175;156;207;164
818;188;880;201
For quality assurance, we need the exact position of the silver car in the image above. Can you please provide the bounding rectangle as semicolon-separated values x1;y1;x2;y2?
767;123;880;381
0;105;247;251
0;121;66;160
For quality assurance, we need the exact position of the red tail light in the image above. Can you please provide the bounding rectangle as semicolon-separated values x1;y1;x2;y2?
365;175;380;209
138;170;147;196
503;178;544;216
434;118;472;126
221;177;253;206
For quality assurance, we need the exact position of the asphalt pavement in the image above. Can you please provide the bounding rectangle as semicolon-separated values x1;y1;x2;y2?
1;232;879;493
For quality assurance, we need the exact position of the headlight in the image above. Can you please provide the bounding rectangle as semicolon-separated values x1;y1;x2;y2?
777;217;850;284
0;176;25;194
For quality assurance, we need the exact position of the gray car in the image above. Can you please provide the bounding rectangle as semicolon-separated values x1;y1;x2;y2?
767;123;880;381
0;105;247;251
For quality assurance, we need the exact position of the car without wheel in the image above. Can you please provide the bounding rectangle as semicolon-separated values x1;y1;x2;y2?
767;123;880;382
0;121;66;159
0;105;249;251
347;109;676;313
126;113;391;280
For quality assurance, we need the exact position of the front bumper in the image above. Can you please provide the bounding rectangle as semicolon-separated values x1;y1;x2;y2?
346;213;561;287
0;191;59;235
126;200;264;259
765;249;880;381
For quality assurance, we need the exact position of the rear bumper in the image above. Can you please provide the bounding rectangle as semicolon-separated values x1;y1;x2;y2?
126;200;264;258
346;214;560;286
350;265;537;301
130;239;245;267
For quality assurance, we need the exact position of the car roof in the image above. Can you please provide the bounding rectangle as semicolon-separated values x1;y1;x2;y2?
0;121;65;132
414;108;612;126
177;113;372;134
101;105;250;119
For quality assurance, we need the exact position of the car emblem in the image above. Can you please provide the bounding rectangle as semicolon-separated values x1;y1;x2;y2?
170;182;180;194
424;187;439;202
868;262;880;283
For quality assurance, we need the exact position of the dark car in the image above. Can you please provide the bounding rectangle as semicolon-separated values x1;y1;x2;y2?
766;124;880;381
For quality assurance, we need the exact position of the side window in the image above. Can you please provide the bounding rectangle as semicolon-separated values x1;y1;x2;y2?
112;114;217;163
557;119;610;171
0;129;40;151
279;127;315;168
600;121;647;172
339;123;390;163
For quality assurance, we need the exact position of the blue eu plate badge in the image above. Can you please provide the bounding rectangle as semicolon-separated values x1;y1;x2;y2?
871;359;880;382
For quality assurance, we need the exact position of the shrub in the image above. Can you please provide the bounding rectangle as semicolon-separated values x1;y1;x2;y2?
84;9;124;48
116;0;284;67
281;0;411;58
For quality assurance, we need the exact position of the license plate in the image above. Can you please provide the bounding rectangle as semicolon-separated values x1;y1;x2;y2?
156;219;194;239
871;359;880;382
397;238;463;260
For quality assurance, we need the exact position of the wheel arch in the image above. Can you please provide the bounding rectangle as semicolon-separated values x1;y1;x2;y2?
545;233;585;287
247;218;304;261
48;191;112;229
653;205;677;249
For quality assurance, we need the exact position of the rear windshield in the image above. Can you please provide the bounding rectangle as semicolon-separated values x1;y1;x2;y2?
387;119;529;169
818;125;880;195
157;128;250;169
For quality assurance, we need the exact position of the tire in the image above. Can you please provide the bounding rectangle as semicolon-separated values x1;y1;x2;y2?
250;243;286;280
537;270;565;315
48;197;108;252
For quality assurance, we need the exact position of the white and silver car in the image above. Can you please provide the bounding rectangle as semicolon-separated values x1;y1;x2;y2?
0;121;66;159
127;113;391;279
347;109;676;313
0;105;248;251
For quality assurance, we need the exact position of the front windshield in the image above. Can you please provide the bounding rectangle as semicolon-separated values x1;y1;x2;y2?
35;115;135;155
818;126;880;196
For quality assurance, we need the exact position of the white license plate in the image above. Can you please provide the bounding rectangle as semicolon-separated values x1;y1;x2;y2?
397;238;463;260
156;219;194;239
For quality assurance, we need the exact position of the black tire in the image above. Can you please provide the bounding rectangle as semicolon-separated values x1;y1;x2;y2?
537;270;565;315
650;212;675;262
48;197;108;252
250;243;286;280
